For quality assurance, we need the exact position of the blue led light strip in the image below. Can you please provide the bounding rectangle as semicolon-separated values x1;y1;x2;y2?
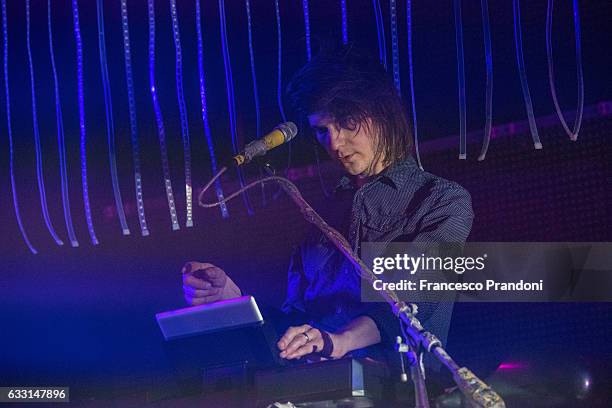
169;0;193;228
274;0;292;185
513;0;542;150
219;0;254;215
453;0;467;159
97;0;131;235
546;0;584;142
373;0;387;70
48;0;79;247
302;0;312;61
274;0;287;123
390;0;400;93
245;0;261;139
3;0;37;254
406;0;423;170
301;0;329;197
196;0;228;218
72;0;99;244
25;0;63;246
245;0;268;206
340;0;348;44
478;0;493;161
148;0;180;230
120;0;149;236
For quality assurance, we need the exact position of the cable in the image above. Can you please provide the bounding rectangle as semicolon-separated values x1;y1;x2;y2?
121;0;149;236
513;0;542;150
49;0;79;247
195;0;228;218
72;0;99;244
148;0;180;230
453;0;467;159
2;0;37;254
546;0;584;141
97;0;131;235
26;0;63;246
478;0;493;161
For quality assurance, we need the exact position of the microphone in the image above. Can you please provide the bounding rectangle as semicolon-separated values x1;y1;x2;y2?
227;122;298;167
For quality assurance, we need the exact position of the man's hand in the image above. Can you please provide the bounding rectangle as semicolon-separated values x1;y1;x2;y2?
277;324;343;360
182;261;228;305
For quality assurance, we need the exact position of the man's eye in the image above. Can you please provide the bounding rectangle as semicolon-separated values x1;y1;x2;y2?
314;128;328;138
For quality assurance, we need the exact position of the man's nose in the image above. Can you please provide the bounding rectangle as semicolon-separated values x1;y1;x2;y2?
329;129;344;154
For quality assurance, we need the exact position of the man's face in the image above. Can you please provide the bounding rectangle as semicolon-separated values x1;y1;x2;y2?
308;113;384;176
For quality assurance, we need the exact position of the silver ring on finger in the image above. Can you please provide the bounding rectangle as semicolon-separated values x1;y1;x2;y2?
301;332;310;342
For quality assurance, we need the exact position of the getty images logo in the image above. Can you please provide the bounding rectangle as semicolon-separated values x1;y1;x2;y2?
372;253;488;275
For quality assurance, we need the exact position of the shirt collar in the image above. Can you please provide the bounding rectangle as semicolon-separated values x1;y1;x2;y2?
334;155;419;192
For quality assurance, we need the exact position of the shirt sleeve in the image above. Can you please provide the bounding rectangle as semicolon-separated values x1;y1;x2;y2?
368;182;475;345
281;245;307;315
412;182;474;244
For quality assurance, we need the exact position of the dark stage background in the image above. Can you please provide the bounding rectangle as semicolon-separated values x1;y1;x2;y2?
0;0;611;404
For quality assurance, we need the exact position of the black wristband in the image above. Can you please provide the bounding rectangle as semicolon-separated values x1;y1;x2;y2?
319;330;334;358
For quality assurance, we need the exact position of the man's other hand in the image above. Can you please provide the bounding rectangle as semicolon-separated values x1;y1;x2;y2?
181;261;228;305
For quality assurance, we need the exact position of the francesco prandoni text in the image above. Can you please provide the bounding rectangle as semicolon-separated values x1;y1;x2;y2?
371;253;544;292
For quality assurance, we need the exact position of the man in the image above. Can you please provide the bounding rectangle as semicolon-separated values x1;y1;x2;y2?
181;47;474;363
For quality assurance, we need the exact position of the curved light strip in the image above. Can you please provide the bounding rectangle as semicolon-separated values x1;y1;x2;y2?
48;0;79;247
3;0;37;254
373;0;387;70
340;0;348;44
120;0;149;236
219;0;254;214
478;0;493;161
513;0;542;150
406;0;423;170
390;0;400;93
302;0;312;61
196;0;228;218
169;0;193;228
453;0;467;159
148;0;180;230
72;0;99;244
97;0;131;235
26;0;63;246
546;0;584;142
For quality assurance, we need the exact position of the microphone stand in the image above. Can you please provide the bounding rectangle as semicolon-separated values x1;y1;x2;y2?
198;171;505;408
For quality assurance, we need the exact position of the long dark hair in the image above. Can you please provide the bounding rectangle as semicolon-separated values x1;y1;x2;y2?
286;45;413;170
